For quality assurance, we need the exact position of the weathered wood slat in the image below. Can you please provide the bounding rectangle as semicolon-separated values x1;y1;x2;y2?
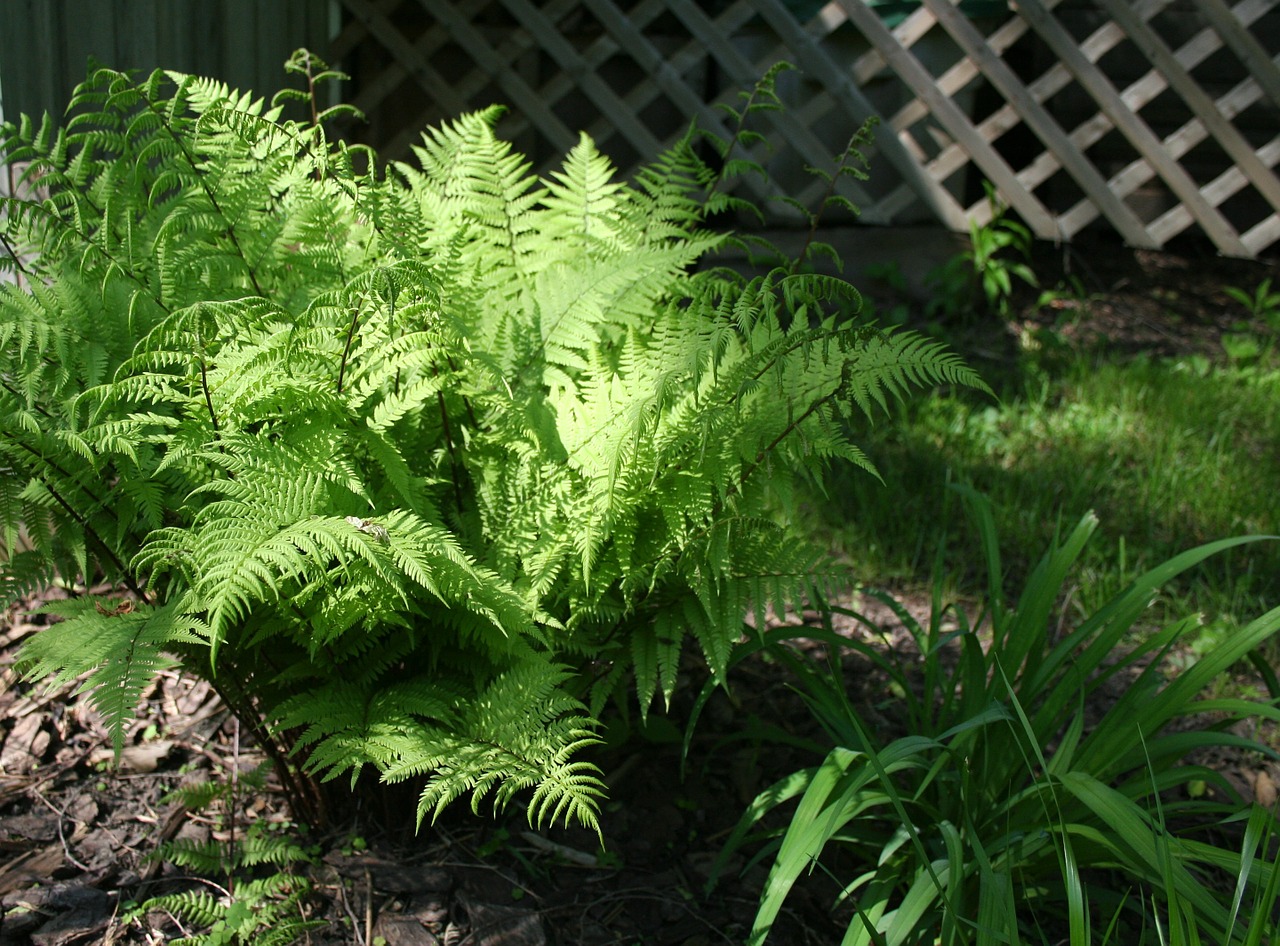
776;1;972;228
491;0;666;160
342;0;436;118
694;0;872;211
1016;0;1249;256
482;0;657;148
903;0;1167;228
1195;0;1280;111
1151;135;1280;247
578;0;742;159
338;0;469;115
662;0;883;217
838;0;1059;236
409;0;581;153
1023;0;1268;237
923;0;1153;246
323;0;1280;257
1061;51;1279;237
1098;0;1280;222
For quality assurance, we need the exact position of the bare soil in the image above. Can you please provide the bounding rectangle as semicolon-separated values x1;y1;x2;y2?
0;234;1276;946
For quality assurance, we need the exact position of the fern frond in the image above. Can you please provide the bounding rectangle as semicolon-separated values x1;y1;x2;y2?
235;827;312;868
274;677;460;787
840;329;992;419
16;599;207;754
143;889;227;929
377;662;606;835
150;838;226;875
4;58;986;837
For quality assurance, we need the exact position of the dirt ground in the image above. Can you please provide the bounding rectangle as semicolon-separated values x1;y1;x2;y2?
0;232;1277;946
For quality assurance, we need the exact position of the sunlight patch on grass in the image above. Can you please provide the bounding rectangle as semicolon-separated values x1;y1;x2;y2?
820;355;1280;627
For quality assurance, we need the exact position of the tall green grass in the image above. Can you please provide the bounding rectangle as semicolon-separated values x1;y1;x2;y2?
702;489;1280;945
818;351;1280;631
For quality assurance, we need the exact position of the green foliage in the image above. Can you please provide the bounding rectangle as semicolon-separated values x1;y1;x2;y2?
703;489;1280;945
0;56;984;832
1225;277;1280;331
776;120;877;275
927;183;1037;322
1223;277;1280;368
130;766;322;946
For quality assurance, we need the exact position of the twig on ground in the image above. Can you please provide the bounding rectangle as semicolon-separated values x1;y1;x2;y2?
365;866;374;945
29;786;91;872
329;866;366;946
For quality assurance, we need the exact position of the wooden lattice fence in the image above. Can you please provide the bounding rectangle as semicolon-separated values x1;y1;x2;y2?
330;0;1280;258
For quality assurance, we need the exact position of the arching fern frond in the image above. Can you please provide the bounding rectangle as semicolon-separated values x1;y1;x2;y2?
16;599;208;754
383;662;606;835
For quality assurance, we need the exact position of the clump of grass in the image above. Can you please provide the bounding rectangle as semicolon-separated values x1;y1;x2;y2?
706;489;1280;946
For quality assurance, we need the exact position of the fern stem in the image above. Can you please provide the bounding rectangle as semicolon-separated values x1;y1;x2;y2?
435;389;466;520
141;85;266;297
14;198;171;316
199;357;221;436
629;387;838;592
301;49;320;129
9;444;150;603
432;358;469;518
445;354;482;430
739;391;834;489
749;323;847;384
227;715;239;897
791;125;872;275
206;669;327;828
0;232;32;285
336;309;360;395
0;379;55;419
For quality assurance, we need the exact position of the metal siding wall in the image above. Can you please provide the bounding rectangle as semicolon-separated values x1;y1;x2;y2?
0;0;332;123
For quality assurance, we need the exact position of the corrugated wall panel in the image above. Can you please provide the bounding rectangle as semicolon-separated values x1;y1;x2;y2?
0;0;332;123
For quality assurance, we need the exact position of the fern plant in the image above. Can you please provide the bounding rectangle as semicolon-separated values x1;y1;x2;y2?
130;764;323;946
0;55;986;833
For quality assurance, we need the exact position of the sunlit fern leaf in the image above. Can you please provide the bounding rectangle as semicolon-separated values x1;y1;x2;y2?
275;676;461;788
1;57;987;837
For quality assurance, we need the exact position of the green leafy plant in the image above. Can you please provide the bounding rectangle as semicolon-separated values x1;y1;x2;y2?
0;56;984;835
129;764;322;946
703;488;1280;945
1222;277;1280;369
927;183;1037;322
1225;277;1280;332
775;119;877;276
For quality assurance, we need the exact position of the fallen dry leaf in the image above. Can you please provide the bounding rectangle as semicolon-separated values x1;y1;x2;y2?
1255;769;1277;808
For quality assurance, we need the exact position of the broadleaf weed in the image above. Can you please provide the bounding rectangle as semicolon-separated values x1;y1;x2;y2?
927;183;1038;323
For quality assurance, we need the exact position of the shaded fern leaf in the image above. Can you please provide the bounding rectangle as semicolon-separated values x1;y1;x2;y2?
16;599;207;755
381;662;606;835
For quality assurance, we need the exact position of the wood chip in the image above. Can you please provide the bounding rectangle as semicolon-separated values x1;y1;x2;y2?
1255;769;1277;808
0;845;65;896
374;915;442;946
1;714;46;774
463;898;545;946
87;740;174;774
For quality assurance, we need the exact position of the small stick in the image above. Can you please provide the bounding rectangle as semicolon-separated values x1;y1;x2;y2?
364;867;374;945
